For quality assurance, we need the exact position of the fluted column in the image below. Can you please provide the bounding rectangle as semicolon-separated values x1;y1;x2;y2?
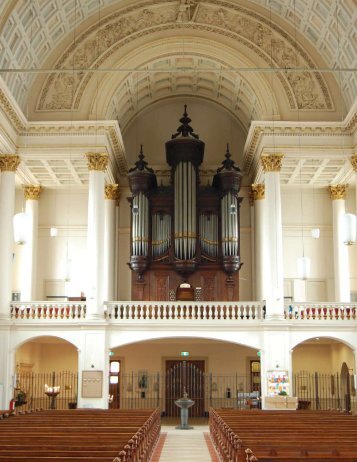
329;185;350;302
351;156;357;215
261;154;284;318
21;185;42;301
86;153;109;319
251;184;266;301
104;184;120;301
0;155;21;319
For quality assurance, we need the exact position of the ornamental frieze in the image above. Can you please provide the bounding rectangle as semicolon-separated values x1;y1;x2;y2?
105;184;120;201
37;1;331;113
328;184;347;200
86;152;109;171
24;185;43;200
0;154;21;172
251;183;265;201
261;153;284;172
351;155;357;172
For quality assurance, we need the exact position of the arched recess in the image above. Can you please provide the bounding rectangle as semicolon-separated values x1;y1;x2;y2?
13;335;79;410
92;37;279;130
30;0;335;121
122;96;247;171
109;330;261;351
291;336;355;375
107;335;261;413
291;336;356;412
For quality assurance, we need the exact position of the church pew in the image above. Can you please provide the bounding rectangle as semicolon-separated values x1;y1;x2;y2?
0;408;161;462
210;408;357;461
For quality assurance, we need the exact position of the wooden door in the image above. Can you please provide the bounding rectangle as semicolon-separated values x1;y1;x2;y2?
109;360;121;409
165;360;205;417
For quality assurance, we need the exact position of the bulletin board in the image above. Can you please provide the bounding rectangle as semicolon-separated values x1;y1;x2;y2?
82;370;103;398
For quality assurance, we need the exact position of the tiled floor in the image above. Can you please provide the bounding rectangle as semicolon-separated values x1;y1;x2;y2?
151;425;219;462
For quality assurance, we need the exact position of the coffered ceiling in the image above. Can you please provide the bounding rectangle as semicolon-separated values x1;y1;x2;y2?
0;1;355;188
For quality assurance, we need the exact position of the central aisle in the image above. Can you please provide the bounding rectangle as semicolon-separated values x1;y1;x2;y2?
151;425;219;462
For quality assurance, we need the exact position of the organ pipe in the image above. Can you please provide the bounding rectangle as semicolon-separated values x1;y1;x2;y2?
200;213;218;258
128;109;243;286
131;192;149;257
221;192;239;257
174;161;197;260
152;213;171;258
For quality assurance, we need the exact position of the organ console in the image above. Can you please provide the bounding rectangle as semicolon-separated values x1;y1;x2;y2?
128;106;243;301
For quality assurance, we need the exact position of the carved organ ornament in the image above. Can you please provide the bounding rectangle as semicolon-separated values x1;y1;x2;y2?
128;107;243;301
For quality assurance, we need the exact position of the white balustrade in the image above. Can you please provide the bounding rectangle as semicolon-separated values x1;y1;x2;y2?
104;302;262;322
10;301;357;323
10;302;86;320
284;302;357;321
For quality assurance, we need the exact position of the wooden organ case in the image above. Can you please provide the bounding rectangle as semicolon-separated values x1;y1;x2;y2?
128;107;243;301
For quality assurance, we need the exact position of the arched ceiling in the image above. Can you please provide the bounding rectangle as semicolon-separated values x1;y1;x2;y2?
0;0;355;127
0;0;355;190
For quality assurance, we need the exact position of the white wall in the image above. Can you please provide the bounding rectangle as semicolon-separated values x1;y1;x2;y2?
13;189;88;300
11;168;357;303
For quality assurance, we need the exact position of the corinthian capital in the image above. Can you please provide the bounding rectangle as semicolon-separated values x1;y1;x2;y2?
0;154;21;172
86;152;109;171
351;155;357;172
105;184;120;201
261;153;284;172
251;184;265;201
24;185;43;200
328;184;347;200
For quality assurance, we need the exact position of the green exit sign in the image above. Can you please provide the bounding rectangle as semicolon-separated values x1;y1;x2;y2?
181;351;190;357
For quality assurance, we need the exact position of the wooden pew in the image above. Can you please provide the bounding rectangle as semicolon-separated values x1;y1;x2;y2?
210;408;357;461
0;408;161;462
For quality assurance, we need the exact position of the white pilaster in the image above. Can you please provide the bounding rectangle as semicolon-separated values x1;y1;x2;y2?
0;328;15;409
21;186;42;301
104;185;119;301
329;185;350;302
251;184;266;301
261;154;284;318
77;330;109;409
86;153;109;319
0;155;20;319
261;330;292;408
351;156;357;217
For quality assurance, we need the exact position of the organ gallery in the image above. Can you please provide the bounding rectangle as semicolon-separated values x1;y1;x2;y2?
128;106;243;301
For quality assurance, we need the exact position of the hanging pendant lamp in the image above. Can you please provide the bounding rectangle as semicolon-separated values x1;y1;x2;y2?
341;213;357;245
297;256;311;280
311;228;320;239
13;212;30;245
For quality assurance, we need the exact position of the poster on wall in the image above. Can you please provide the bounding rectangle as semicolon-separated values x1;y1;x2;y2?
267;370;290;396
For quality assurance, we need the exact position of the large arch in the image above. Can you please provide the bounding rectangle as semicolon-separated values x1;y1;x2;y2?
28;0;338;121
10;331;82;352
108;335;261;414
13;334;79;410
109;330;262;350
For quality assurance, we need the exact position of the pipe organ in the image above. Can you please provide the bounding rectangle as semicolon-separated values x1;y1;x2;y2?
128;107;243;301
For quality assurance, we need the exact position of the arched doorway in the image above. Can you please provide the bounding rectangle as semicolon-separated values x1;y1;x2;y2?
15;336;78;410
109;337;260;416
292;337;355;411
341;362;352;413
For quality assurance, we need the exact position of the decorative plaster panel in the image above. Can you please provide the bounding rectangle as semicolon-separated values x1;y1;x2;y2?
36;1;332;114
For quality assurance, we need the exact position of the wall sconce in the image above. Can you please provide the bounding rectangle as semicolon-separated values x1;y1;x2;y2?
311;228;320;239
341;213;356;245
297;256;311;280
13;212;30;245
50;227;58;237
